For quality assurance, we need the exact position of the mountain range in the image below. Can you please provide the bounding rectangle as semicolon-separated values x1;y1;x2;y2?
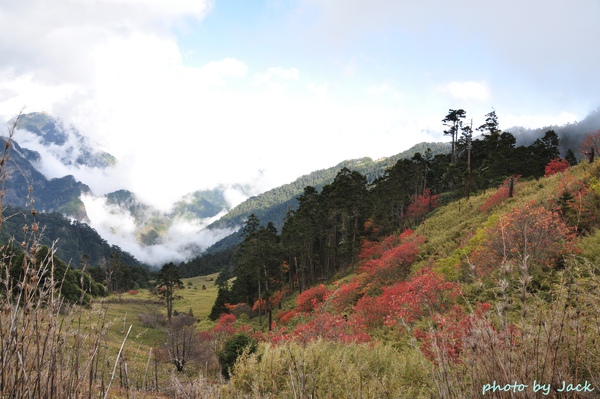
1;109;599;268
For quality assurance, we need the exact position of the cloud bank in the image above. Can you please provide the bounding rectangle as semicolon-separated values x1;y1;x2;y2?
81;193;239;267
1;0;598;252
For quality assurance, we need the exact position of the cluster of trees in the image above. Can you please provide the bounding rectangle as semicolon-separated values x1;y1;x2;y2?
209;109;581;320
86;251;151;293
439;109;575;194
0;206;143;270
1;244;106;304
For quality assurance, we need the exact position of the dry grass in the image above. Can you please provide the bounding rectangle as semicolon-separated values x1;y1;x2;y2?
0;113;219;398
420;257;600;399
224;339;432;399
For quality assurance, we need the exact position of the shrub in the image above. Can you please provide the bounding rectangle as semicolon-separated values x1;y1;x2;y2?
420;261;600;398
473;201;572;275
354;268;460;328
296;284;329;313
217;333;257;378
138;312;167;328
225;340;432;398
275;309;297;324
407;189;439;222
544;157;570;176
359;231;425;286
327;281;362;312
480;176;519;213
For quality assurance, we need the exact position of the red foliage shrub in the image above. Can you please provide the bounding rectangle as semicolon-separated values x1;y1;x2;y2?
358;234;403;261
269;290;285;307
291;312;370;344
554;173;599;232
213;314;236;331
327;281;362;312
296;284;329;313
474;201;573;274
353;294;390;328
270;310;371;344
545;158;570;177
407;189;439;221
354;268;460;328
275;309;297;325
480;176;520;213
414;302;492;363
225;302;253;318
359;230;425;286
252;299;267;312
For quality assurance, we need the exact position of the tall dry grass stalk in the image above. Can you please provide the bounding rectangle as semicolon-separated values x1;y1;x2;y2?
222;339;432;398
0;113;133;398
423;256;600;399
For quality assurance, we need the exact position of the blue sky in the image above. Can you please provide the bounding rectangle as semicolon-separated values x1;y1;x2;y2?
0;0;599;210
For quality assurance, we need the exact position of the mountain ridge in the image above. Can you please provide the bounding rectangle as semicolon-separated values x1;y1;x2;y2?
5;108;600;267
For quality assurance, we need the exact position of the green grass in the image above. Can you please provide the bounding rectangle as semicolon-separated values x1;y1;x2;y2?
69;272;222;394
177;273;220;320
95;272;221;349
414;162;593;279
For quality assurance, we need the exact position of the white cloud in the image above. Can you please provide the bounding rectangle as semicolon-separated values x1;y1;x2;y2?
255;67;299;85
440;81;491;102
503;111;580;130
80;192;237;266
254;66;300;93
1;0;598;267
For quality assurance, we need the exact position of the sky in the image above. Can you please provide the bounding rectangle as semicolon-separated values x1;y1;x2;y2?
1;0;599;211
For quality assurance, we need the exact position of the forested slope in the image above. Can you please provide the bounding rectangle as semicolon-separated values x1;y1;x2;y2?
202;126;600;397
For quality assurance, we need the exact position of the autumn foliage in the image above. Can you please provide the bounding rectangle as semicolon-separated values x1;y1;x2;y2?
580;128;600;160
544;157;570;177
414;302;492;363
354;268;460;328
473;201;572;274
327;281;362;312
407;189;439;222
289;312;370;344
480;176;519;213
358;230;425;286
295;284;329;313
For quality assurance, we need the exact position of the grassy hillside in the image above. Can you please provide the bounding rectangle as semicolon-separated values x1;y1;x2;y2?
205;160;600;397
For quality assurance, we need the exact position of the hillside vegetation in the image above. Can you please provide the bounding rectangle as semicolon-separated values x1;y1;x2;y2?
3;109;600;398
209;158;600;398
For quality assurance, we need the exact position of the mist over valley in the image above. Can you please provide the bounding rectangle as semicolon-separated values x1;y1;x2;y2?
3;108;600;268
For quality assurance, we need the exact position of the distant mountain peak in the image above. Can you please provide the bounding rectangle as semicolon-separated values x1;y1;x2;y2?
16;112;117;169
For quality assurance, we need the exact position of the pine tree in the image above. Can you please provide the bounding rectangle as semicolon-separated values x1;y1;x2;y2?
442;109;467;163
155;262;183;322
209;283;232;321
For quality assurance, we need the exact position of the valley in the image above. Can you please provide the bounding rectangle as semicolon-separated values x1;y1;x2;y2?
2;109;600;397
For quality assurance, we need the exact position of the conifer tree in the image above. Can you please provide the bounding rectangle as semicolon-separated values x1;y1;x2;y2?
155;262;183;322
442;109;467;163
